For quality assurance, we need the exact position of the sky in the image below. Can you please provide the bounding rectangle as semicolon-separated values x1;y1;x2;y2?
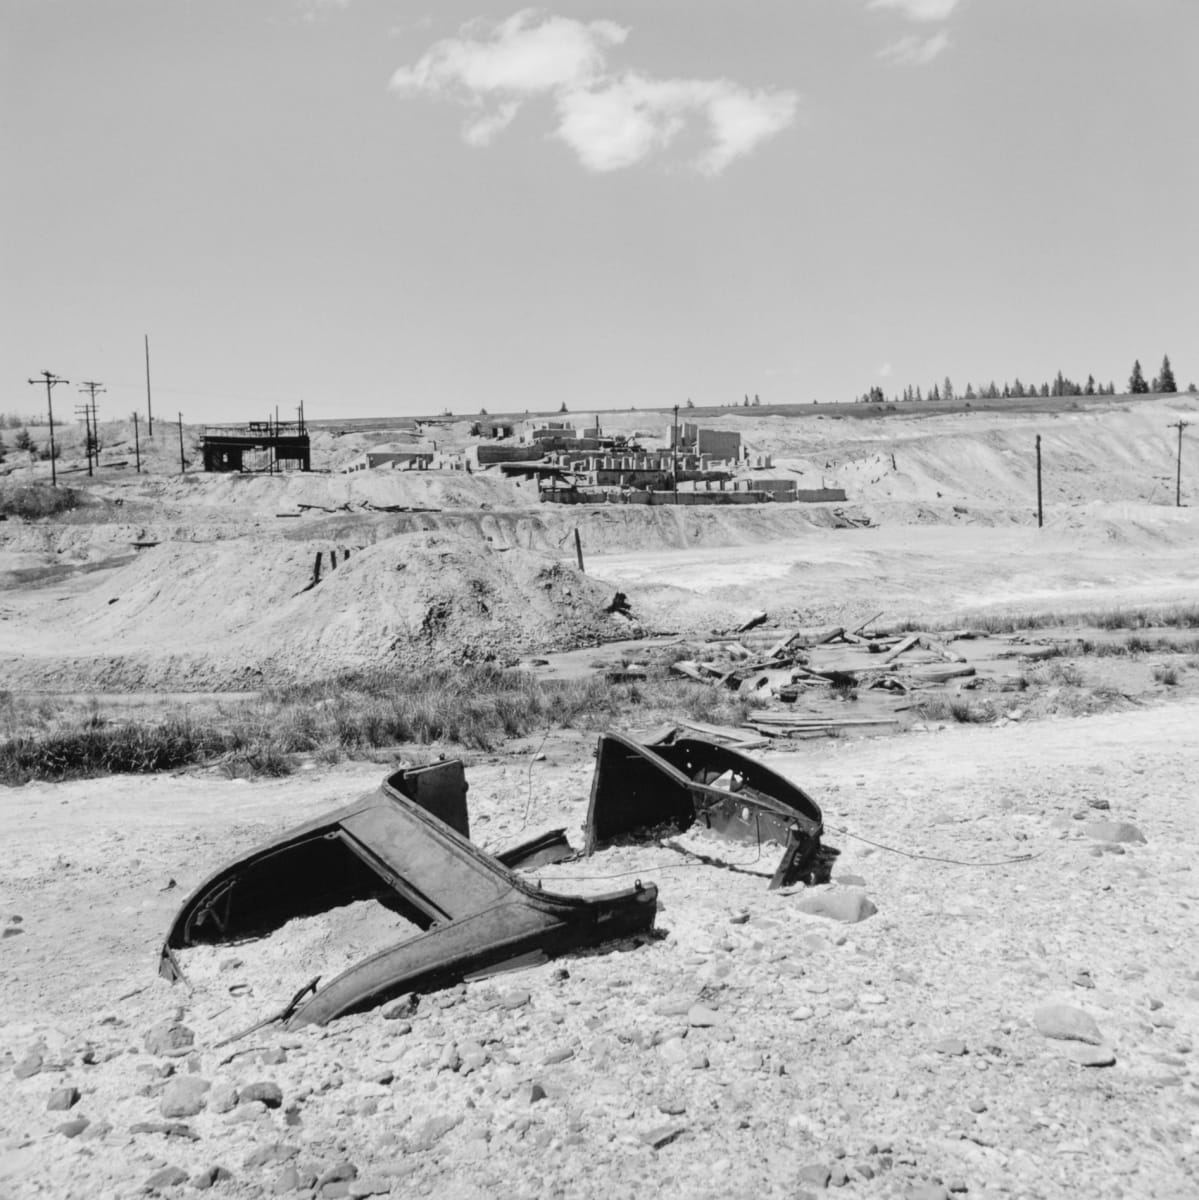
3;0;1197;424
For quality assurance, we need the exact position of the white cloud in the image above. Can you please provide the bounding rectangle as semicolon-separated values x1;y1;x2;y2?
877;31;950;65
868;0;960;21
390;10;797;175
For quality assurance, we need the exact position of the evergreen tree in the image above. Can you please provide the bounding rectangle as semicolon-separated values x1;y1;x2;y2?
753;394;761;406
14;428;34;452
1039;383;1049;397
930;383;941;402
1084;374;1095;395
1002;384;1010;399
943;377;955;402
1188;382;1197;395
964;383;976;400
0;431;6;462
1156;354;1177;393
915;386;923;402
1128;359;1148;394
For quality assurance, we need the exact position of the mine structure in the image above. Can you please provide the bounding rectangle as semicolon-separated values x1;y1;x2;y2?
201;414;311;473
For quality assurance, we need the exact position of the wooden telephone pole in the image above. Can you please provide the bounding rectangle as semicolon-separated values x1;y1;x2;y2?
77;380;105;476
1170;420;1188;507
27;370;67;487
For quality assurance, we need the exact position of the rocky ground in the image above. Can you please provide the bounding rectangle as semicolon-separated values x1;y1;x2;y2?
1;702;1196;1199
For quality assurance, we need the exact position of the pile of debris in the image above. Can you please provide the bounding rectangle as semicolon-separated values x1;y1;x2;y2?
669;618;979;737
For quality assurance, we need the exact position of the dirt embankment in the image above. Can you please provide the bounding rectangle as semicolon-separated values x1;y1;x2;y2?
0;533;639;691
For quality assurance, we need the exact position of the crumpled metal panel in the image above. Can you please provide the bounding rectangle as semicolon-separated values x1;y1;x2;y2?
584;733;830;888
161;760;656;1027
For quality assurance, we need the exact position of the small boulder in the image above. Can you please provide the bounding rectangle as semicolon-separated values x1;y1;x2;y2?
1034;1004;1104;1046
144;1166;188;1191
795;889;878;924
240;1081;283;1109
1084;820;1145;844
144;1022;196;1058
160;1075;211;1118
192;1166;234;1190
47;1086;81;1111
1065;1043;1117;1067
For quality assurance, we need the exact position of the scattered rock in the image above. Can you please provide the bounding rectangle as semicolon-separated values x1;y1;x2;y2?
57;1117;90;1138
348;1178;391;1197
243;1143;300;1169
1084;820;1146;844
658;1099;686;1116
160;1075;211;1118
144;1022;195;1058
907;1185;950;1200
687;1004;725;1027
208;1083;239;1113
641;1124;686;1149
13;1053;43;1080
1065;1043;1117;1067
797;1163;831;1188
46;1085;81;1111
143;1165;189;1191
383;995;418;1020
516;1082;547;1105
192;1166;234;1190
543;1045;574;1065
500;990;531;1010
932;1038;968;1057
795;889;878;924
240;1081;283;1109
407;1115;462;1151
1034;1004;1104;1045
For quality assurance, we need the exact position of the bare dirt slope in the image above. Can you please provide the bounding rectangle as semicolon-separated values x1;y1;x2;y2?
1;703;1195;1198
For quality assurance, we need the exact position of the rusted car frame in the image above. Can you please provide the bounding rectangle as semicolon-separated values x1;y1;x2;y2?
584;732;831;888
160;760;656;1028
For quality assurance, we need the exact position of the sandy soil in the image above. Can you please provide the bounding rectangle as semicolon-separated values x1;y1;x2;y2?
1;705;1196;1199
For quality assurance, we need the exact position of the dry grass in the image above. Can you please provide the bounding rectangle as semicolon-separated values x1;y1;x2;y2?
0;663;765;785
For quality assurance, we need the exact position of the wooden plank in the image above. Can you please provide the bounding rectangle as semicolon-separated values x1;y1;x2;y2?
669;660;706;682
880;633;922;664
675;719;769;749
917;636;968;663
907;664;976;683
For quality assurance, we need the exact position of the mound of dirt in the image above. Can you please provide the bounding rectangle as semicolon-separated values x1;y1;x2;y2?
1;532;640;690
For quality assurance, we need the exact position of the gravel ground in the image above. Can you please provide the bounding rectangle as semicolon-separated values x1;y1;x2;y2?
1;700;1197;1199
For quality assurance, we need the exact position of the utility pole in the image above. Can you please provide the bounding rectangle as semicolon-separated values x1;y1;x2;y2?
145;334;153;435
1035;434;1043;528
133;412;141;473
77;381;105;477
178;412;186;474
28;370;67;487
672;403;680;505
1170;420;1189;507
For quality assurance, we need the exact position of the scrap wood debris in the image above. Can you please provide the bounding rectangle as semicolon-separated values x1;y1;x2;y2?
666;616;986;737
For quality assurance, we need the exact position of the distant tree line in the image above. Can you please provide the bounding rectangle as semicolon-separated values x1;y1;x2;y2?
858;355;1190;405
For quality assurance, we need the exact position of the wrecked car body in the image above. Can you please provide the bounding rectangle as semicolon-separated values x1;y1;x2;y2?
584;732;833;889
160;759;657;1028
162;733;833;1028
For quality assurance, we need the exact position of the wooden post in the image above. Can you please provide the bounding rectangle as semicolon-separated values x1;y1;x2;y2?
1172;420;1188;507
145;334;153;436
178;413;185;474
1035;434;1043;528
574;528;584;573
133;412;141;473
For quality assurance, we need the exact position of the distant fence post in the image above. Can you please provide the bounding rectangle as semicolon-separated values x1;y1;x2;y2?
1035;434;1043;528
574;528;585;573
